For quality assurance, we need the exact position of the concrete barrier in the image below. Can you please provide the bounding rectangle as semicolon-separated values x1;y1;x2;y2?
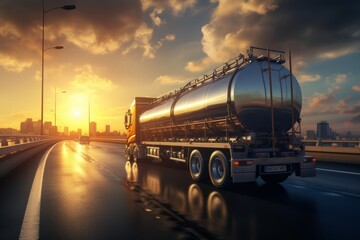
0;140;59;177
305;146;360;154
0;140;50;157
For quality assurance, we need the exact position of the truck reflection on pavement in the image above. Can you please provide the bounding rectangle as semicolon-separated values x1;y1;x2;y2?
124;160;229;238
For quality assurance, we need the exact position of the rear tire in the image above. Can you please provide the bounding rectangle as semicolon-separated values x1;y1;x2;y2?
189;150;207;181
261;174;289;184
133;146;140;162
126;146;133;162
208;151;230;188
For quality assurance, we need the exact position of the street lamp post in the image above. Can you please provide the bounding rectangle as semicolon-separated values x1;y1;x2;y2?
55;87;66;134
41;1;76;135
88;95;91;136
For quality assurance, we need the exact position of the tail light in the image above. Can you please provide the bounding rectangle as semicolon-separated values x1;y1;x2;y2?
303;156;316;163
234;160;254;166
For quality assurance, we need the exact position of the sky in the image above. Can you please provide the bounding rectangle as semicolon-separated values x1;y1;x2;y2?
0;0;359;135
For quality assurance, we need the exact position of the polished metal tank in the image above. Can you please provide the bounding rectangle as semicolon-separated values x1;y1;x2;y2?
139;58;302;135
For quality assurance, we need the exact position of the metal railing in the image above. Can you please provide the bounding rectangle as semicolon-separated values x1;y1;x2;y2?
0;135;61;157
303;139;360;155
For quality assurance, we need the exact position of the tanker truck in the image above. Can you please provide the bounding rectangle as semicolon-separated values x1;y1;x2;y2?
124;46;316;188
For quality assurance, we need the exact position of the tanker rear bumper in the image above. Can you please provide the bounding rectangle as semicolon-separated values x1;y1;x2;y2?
231;156;316;183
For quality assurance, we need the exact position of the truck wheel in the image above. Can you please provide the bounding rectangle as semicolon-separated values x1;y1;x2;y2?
208;151;229;188
261;174;289;184
133;146;140;162
126;147;133;162
189;150;207;181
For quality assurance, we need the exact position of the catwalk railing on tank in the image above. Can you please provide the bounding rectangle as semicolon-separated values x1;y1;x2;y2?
0;134;64;157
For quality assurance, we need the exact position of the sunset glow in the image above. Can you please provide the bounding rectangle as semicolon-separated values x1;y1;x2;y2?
0;0;359;134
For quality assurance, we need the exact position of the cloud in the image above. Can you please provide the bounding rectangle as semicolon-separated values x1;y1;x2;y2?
142;0;197;16
0;54;32;72
71;65;117;92
123;24;175;58
352;85;360;92
336;100;360;114
350;115;360;123
150;8;165;26
335;74;348;83
297;73;321;83
154;75;186;85
186;0;360;72
308;86;340;108
142;0;197;27
58;27;123;55
0;1;151;58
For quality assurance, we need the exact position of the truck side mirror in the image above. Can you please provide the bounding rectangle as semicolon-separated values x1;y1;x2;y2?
124;109;132;130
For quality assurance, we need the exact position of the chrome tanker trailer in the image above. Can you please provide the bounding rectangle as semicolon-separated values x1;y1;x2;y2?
124;46;316;188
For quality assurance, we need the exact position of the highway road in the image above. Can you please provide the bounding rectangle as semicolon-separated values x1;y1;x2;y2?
1;141;360;240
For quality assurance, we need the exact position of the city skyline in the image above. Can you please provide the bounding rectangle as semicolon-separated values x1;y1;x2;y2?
0;0;359;134
11;117;118;136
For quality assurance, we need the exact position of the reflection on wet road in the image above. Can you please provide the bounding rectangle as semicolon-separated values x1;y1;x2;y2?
125;157;360;240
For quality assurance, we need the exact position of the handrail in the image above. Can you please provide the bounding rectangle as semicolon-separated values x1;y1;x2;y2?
153;46;287;105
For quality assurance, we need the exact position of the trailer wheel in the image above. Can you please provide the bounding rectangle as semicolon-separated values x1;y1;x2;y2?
189;150;207;181
133;146;140;162
208;151;229;188
261;174;289;184
126;147;133;162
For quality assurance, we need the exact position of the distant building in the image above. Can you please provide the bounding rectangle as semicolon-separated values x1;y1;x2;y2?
0;128;18;134
78;128;82;137
69;131;78;138
306;130;317;140
90;122;97;136
20;118;34;134
64;127;69;136
33;120;41;135
44;121;53;135
317;121;330;139
105;125;110;135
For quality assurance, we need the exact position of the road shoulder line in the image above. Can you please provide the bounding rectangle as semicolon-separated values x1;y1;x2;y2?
317;167;360;176
19;143;58;240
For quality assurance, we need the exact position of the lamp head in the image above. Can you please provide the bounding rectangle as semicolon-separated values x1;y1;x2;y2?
62;5;76;10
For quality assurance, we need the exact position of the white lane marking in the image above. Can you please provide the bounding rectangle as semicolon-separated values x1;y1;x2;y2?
19;143;58;240
317;168;360;176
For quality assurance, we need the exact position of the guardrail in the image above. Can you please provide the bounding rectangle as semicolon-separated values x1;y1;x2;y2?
0;135;64;157
305;146;360;154
303;139;360;147
0;134;50;147
303;139;360;155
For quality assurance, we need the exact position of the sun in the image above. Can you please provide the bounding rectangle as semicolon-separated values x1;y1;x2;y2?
74;110;81;116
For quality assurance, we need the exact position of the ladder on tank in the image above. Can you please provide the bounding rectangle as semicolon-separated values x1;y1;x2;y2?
252;46;299;154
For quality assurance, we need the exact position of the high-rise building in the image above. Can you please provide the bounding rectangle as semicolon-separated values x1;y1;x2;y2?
317;121;330;139
105;125;110;135
306;130;317;140
44;121;52;135
20;118;34;134
90;122;97;136
64;127;69;136
33;120;41;135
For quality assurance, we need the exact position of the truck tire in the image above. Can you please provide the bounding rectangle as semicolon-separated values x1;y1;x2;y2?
133;146;140;162
126;146;133;162
189;150;207;181
208;151;229;188
261;174;289;184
